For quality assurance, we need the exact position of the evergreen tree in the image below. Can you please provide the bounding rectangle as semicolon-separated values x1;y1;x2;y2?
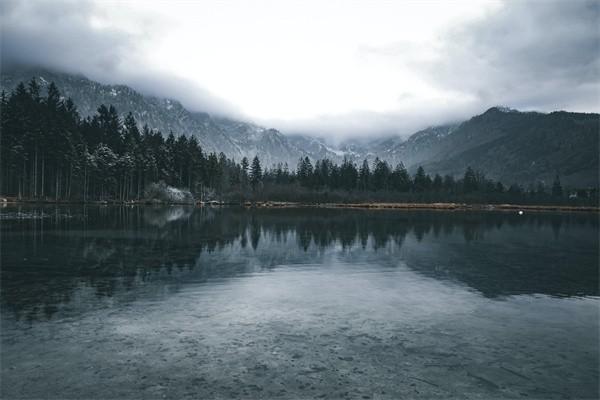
297;156;313;187
241;157;249;179
206;153;220;189
358;160;370;191
413;166;429;192
94;104;122;152
27;78;41;102
443;175;456;193
536;182;547;196
552;174;563;197
1;77;588;206
123;112;140;144
391;162;411;192
250;155;262;190
432;174;443;192
339;158;358;191
372;158;391;191
187;135;204;192
463;166;478;193
495;181;505;193
46;82;61;110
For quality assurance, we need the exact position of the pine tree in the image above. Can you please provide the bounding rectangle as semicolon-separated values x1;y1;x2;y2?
46;82;61;110
297;156;313;187
391;162;411;192
536;182;547;196
123;112;140;144
206;153;220;189
27;78;41;102
1;76;570;205
432;174;443;192
463;166;478;193
495;181;505;193
217;152;229;191
241;156;249;188
372;158;391;191
94;104;122;153
250;156;262;190
413;166;428;192
358;159;370;191
339;158;357;190
187;135;203;192
552;174;563;197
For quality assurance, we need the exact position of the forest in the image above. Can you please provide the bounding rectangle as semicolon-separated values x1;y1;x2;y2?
1;79;595;205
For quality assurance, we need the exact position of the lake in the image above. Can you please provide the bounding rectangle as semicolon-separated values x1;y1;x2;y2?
1;206;598;399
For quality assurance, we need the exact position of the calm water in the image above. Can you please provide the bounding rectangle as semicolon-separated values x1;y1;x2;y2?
1;206;598;399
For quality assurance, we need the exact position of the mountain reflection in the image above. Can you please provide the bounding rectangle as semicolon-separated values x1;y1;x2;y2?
1;206;598;320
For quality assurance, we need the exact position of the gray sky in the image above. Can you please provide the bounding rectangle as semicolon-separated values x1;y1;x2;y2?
1;0;598;139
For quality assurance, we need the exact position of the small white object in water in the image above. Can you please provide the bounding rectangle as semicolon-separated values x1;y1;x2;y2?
518;210;524;215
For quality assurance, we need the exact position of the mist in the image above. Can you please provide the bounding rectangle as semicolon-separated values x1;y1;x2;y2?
1;0;598;139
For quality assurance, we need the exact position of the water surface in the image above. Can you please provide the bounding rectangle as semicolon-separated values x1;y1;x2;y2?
1;206;598;399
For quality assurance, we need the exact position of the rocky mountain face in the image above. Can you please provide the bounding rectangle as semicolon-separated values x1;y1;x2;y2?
1;67;236;154
367;124;460;167
2;68;598;186
0;67;341;168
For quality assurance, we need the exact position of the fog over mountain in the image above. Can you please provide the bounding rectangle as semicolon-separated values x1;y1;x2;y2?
2;4;599;400
1;0;598;139
0;67;348;169
2;67;597;186
1;0;599;186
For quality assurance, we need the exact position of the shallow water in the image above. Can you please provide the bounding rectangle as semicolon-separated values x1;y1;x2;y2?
1;206;598;399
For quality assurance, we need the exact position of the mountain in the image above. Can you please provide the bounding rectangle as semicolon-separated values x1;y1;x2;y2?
335;108;598;188
368;123;460;167
0;67;343;168
398;107;598;187
2;67;598;187
214;117;303;168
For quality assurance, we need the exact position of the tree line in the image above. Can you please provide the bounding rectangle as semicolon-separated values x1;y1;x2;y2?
1;79;239;201
259;156;577;204
1;78;593;205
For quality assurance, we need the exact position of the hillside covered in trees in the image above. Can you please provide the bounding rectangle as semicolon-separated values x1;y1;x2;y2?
0;68;344;168
3;69;598;189
1;79;596;205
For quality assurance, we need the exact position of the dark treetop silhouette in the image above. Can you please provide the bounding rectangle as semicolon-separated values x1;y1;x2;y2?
1;79;597;205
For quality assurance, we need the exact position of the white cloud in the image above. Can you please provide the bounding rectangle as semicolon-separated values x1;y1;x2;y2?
2;0;598;138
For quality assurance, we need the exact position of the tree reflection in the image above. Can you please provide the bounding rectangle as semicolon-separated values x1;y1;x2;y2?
1;206;598;320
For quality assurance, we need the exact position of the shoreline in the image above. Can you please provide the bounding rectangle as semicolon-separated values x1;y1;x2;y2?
319;202;600;212
257;202;600;213
1;198;598;213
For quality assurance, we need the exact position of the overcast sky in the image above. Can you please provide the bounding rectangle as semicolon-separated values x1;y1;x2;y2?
1;0;598;139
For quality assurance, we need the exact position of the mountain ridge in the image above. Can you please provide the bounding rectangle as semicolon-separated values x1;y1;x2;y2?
1;67;597;186
0;67;346;168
